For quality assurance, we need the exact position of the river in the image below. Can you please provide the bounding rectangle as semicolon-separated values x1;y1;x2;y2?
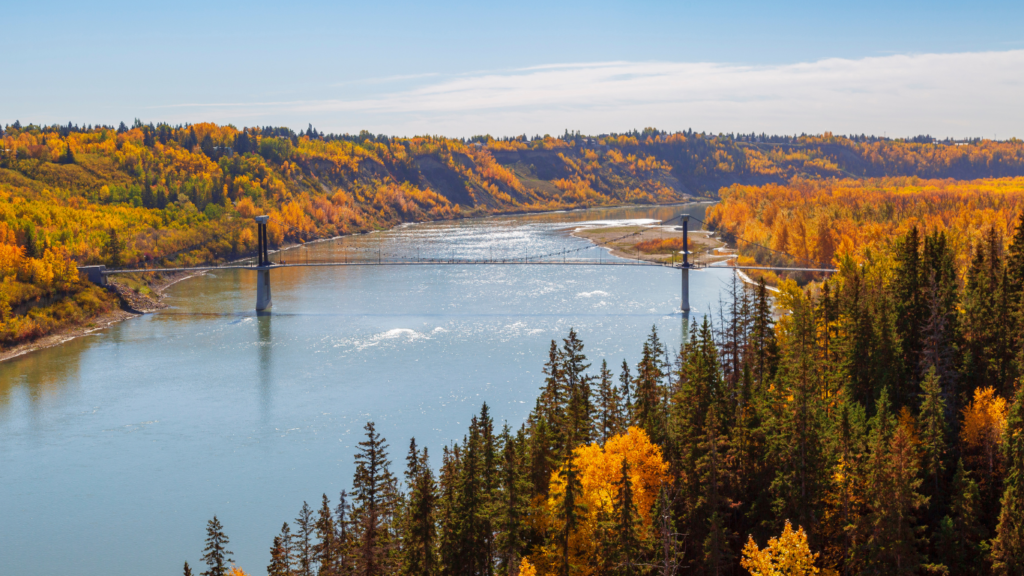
0;204;734;576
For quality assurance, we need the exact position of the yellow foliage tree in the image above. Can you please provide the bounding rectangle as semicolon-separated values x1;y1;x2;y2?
962;386;1009;482
740;521;821;576
536;427;669;576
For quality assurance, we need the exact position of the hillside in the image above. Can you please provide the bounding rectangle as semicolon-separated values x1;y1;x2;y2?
1;121;1023;347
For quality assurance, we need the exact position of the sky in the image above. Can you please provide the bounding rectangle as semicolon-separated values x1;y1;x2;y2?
2;0;1022;138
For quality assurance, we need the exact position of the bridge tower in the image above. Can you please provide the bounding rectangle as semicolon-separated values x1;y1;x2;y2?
679;214;692;313
255;215;272;311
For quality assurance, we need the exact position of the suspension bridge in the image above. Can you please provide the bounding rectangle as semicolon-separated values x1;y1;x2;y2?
78;213;836;312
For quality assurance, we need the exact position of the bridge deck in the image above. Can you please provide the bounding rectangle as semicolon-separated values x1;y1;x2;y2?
102;261;837;274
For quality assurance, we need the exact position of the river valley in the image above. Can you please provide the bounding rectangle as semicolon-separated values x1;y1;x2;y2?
0;203;733;576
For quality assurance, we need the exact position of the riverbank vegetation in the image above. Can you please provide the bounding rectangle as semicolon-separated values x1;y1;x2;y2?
706;176;1024;274
1;120;1022;348
190;214;1024;576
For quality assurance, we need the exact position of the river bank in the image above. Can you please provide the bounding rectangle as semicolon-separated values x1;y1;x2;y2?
0;270;202;363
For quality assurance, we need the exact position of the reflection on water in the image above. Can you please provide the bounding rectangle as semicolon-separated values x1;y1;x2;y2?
0;202;726;576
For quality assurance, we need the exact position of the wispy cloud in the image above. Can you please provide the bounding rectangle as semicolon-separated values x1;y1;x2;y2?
158;50;1024;137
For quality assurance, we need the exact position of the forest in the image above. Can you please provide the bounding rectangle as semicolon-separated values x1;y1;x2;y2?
187;214;1024;576
1;120;1022;346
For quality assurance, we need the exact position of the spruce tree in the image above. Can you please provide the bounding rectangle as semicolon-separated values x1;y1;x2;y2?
934;459;987;575
555;458;587;576
315;494;339;576
596;359;624;443
497;425;529;576
294;501;315;576
918;366;947;505
335;491;353;576
200;516;234;576
184;561;194;576
269;532;293;576
403;441;437;576
352;422;398;576
619;360;634;427
561;329;592;448
893;225;924;402
992;382;1024;575
611;459;642;576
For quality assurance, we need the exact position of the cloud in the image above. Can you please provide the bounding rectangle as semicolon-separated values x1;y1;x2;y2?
158;50;1024;137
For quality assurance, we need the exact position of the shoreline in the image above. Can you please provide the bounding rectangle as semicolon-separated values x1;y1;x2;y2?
0;270;205;364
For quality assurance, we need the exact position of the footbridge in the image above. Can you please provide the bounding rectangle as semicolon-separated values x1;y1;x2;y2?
79;214;836;312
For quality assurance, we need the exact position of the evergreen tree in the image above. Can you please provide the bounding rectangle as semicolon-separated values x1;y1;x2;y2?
103;227;126;268
335;492;353;576
555;458;587;576
60;141;75;164
934;459;987;575
403;440;437;576
269;526;294;576
635;326;668;444
294;502;315;576
619;360;634;427
315;494;339;576
595;359;624;443
611;459;642;576
917;366;947;507
496;425;529;576
860;411;926;575
992;382;1024;575
352;422;399;576
201;134;215;158
235;131;252;154
750;278;778;393
561;329;592;448
184;562;194;576
200;516;234;576
893;225;924;403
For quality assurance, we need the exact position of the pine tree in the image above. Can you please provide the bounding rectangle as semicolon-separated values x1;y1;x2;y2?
294;502;316;576
496;425;529;576
335;491;353;576
315;494;339;576
403;440;437;576
619;360;634;427
595;359;624;443
861;415;926;575
992;382;1024;575
750;278;778;393
555;458;587;576
235;131;252;154
934;459;987;575
561;329;592;448
611;459;642;576
184;561;194;576
352;422;399;576
635;326;668;444
200;516;234;576
918;366;947;506
269;531;294;576
893;225;924;403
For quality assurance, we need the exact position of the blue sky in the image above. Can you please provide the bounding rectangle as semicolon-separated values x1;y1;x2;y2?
3;0;1022;137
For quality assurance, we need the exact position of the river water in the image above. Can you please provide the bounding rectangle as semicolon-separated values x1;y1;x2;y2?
0;204;733;576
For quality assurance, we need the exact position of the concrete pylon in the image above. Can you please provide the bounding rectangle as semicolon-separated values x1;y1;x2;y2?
256;267;272;311
255;215;272;311
680;214;691;313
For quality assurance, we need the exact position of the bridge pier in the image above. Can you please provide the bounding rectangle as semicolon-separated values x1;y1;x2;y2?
255;216;272;311
680;214;691;313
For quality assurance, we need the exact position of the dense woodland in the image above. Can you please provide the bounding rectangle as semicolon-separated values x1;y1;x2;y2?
189;214;1024;576
2;120;1023;347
